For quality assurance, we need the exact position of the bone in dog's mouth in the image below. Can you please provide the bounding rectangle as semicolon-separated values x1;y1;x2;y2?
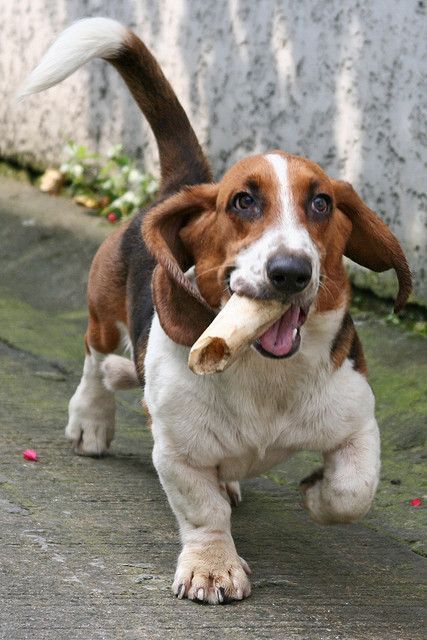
254;305;308;359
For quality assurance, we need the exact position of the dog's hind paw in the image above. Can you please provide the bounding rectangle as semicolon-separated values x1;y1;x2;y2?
65;381;115;457
65;417;114;457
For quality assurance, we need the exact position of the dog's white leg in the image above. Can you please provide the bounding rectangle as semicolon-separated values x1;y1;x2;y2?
153;441;251;604
301;418;380;524
65;348;115;456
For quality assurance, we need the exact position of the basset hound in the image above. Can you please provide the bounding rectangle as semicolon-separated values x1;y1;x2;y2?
21;18;412;604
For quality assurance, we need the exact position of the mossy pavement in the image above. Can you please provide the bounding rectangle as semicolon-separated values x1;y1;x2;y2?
0;177;425;639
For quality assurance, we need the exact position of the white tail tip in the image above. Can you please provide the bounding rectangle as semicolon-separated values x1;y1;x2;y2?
17;17;127;100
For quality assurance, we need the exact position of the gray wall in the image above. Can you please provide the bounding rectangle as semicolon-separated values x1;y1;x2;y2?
1;0;426;303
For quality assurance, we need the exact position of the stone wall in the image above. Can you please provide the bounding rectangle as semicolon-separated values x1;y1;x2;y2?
1;0;426;303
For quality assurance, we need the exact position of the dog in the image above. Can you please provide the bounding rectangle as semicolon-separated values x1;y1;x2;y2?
20;17;412;604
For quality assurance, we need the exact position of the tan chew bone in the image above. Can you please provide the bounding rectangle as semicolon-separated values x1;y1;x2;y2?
188;294;290;375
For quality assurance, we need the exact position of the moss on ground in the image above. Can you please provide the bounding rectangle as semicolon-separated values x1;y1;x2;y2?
0;292;86;367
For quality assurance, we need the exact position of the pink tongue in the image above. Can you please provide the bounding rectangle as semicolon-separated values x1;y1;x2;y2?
258;305;300;357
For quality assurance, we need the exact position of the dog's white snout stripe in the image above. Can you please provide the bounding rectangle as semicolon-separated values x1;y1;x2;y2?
265;153;311;253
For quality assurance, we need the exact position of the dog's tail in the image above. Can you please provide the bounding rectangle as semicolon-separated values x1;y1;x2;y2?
18;17;212;196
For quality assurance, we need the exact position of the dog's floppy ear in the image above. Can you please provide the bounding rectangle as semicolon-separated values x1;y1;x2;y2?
332;180;412;312
142;183;217;346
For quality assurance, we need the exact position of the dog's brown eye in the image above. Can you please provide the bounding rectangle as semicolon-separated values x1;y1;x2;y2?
232;192;255;210
311;194;331;216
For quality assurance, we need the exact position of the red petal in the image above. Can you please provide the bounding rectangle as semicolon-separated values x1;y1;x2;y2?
23;449;38;461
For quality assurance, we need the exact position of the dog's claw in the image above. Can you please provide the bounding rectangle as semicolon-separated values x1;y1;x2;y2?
239;556;252;575
177;583;186;599
196;588;204;601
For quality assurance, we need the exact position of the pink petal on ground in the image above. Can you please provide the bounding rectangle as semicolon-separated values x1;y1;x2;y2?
23;449;38;462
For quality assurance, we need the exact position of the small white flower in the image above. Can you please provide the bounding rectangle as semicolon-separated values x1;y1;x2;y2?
146;179;157;194
128;168;143;184
109;196;123;208
122;190;138;205
72;164;83;178
107;144;123;159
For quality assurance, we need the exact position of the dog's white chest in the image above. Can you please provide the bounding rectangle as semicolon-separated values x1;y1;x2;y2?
144;311;374;482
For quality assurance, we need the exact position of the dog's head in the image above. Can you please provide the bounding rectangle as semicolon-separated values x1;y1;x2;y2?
143;151;411;357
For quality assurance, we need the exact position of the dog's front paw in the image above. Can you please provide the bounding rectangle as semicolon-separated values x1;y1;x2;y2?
173;540;251;604
300;471;374;525
300;478;332;524
299;468;332;524
299;468;324;494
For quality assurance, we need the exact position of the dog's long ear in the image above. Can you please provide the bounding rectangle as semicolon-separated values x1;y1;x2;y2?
332;180;412;312
142;184;218;346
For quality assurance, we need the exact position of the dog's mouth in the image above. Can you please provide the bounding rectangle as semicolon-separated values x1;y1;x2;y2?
253;305;308;359
224;270;309;360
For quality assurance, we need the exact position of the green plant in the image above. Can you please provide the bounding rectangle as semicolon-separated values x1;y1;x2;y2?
60;141;158;221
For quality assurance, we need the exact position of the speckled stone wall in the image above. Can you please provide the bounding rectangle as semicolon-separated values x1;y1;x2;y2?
1;0;426;302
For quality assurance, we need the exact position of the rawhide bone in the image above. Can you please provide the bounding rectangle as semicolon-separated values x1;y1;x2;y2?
188;293;290;375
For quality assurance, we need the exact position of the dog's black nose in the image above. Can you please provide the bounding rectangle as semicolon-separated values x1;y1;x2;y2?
266;254;312;294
